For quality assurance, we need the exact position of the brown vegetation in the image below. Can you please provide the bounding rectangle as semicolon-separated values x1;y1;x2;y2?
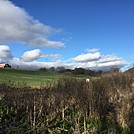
0;72;134;133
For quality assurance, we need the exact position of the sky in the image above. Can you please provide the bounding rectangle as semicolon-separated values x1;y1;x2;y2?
0;0;134;71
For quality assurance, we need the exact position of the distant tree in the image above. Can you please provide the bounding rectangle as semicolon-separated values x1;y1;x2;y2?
39;67;47;71
111;66;120;72
5;64;11;68
73;68;85;75
56;66;65;72
49;67;55;72
65;69;72;72
62;69;73;74
96;70;103;76
17;65;19;69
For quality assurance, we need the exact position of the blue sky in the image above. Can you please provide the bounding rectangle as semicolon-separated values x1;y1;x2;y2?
0;0;134;70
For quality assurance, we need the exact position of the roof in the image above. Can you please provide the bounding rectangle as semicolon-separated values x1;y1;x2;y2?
0;64;6;66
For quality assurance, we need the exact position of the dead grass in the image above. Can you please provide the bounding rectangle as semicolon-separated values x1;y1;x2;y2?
0;72;133;133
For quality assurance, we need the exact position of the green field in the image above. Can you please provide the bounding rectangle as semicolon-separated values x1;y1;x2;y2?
0;68;95;87
0;68;64;87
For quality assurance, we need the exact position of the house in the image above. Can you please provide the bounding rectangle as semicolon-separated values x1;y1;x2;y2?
0;64;11;68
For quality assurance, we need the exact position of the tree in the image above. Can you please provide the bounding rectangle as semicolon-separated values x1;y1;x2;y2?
72;68;85;75
56;66;65;72
49;67;55;72
39;67;47;71
111;66;119;72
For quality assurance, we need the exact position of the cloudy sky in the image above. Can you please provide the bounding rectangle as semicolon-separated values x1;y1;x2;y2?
0;0;134;71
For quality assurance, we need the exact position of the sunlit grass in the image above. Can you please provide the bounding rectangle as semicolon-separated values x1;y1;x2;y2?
0;68;63;86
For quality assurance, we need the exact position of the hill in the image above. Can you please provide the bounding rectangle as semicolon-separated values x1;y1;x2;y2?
125;67;134;76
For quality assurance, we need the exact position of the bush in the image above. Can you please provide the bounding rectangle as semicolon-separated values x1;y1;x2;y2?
0;72;133;133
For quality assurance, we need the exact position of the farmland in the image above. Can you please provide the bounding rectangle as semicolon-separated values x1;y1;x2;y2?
0;68;64;87
0;68;92;87
0;68;134;133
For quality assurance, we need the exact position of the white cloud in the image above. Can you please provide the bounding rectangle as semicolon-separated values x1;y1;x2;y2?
27;38;64;48
0;45;13;63
0;45;128;71
95;55;128;70
0;0;64;48
98;55;123;63
70;50;128;70
20;49;46;62
85;48;100;53
9;52;127;71
72;52;101;62
10;58;64;70
49;54;62;61
16;49;127;71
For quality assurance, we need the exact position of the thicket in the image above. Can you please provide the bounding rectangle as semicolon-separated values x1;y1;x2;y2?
39;67;103;77
0;72;134;134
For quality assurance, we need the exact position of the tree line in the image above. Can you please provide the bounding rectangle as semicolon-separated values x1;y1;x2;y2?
39;66;119;77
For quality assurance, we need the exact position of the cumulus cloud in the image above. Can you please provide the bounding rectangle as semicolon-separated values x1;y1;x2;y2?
9;53;127;71
0;45;128;71
20;49;46;62
97;60;127;70
17;49;127;71
0;0;64;48
0;45;13;63
10;58;63;70
98;55;123;63
72;52;101;62
49;54;62;61
85;48;100;53
70;51;127;71
94;55;127;70
69;48;128;70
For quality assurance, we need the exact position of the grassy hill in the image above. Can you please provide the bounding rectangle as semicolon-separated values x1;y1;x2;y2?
0;68;63;87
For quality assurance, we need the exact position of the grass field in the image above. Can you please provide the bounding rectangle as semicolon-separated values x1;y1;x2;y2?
0;68;92;87
0;68;64;87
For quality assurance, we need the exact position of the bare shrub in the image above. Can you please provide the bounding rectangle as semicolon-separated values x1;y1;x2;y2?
0;72;133;133
100;72;134;129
